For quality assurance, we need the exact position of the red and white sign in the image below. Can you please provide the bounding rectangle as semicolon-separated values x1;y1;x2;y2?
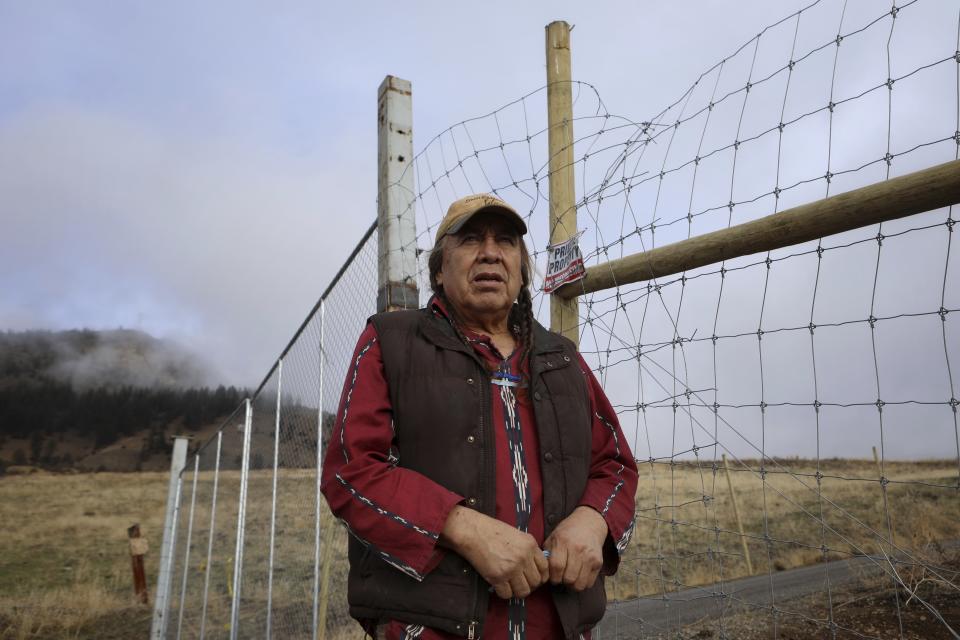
543;233;586;294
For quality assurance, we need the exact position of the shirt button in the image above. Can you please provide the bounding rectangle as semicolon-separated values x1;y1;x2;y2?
467;497;478;507
466;377;475;385
466;435;476;444
534;391;542;401
562;355;571;362
543;452;554;463
547;513;557;525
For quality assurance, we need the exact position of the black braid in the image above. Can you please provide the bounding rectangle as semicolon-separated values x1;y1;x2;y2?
507;273;535;378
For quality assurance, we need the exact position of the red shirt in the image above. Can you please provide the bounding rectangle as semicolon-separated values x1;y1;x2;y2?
321;299;638;639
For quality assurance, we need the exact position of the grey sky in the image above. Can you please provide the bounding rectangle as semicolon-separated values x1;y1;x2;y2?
0;1;813;376
1;1;957;459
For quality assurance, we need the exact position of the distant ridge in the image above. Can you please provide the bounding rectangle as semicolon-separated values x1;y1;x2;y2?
0;328;244;472
0;328;213;390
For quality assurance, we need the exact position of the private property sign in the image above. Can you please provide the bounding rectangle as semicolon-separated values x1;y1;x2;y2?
543;233;586;293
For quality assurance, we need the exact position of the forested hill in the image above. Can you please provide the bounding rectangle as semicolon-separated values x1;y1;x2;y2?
0;329;247;471
0;328;212;389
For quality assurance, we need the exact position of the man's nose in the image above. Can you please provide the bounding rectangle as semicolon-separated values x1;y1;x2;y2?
477;234;501;261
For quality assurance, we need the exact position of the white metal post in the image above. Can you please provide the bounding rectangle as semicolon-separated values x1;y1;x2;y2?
199;430;223;639
230;399;254;640
176;455;200;640
151;436;190;640
312;300;325;640
377;75;419;312
266;359;284;638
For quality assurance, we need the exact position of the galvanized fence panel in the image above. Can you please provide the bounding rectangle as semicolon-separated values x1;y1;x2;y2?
164;225;376;639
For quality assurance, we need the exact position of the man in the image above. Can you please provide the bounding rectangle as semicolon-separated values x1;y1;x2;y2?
321;193;638;639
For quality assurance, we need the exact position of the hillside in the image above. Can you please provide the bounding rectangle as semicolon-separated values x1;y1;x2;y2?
0;328;212;390
0;329;246;472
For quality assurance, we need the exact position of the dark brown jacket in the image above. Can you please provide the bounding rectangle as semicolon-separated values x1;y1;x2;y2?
347;308;606;639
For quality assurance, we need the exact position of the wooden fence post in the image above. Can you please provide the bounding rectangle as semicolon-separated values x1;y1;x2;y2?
128;523;149;604
546;20;580;346
377;75;419;312
722;454;753;575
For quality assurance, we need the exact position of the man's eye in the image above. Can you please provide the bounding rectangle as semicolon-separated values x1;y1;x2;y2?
460;233;481;243
497;235;517;245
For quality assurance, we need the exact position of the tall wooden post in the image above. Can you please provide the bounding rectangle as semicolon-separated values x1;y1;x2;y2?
546;21;579;345
377;75;420;312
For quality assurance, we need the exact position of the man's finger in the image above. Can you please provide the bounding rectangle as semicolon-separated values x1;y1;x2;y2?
535;549;550;584
522;552;543;591
509;574;532;599
574;565;600;592
548;544;567;584
493;582;513;599
562;549;583;587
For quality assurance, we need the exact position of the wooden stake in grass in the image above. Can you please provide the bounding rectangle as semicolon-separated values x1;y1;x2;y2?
128;523;149;605
722;455;753;575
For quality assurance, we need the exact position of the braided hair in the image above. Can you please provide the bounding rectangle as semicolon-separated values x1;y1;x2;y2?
428;233;536;375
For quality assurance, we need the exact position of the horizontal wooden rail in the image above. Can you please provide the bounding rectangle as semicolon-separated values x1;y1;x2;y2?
555;159;960;299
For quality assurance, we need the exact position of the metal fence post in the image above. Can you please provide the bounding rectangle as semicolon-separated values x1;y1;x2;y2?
230;399;254;640
176;455;200;639
545;20;580;346
151;436;190;639
266;359;284;638
312;300;326;640
377;75;419;312
199;430;223;639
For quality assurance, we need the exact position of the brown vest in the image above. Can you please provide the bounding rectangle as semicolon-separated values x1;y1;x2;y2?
347;308;606;639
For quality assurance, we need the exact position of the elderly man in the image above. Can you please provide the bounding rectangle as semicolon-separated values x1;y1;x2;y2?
321;194;638;639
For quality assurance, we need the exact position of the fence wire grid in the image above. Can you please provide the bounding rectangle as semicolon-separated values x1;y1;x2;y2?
162;0;959;638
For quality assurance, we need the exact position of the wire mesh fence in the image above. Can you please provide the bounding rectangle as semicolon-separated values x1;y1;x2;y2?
394;0;960;637
161;224;377;640
161;0;959;637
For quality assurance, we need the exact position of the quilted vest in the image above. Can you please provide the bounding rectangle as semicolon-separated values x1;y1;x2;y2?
346;307;606;639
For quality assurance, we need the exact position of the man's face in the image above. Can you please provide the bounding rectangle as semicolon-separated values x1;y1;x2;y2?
436;212;524;324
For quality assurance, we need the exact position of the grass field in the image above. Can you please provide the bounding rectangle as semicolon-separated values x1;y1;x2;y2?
0;470;167;639
0;460;957;639
611;457;960;602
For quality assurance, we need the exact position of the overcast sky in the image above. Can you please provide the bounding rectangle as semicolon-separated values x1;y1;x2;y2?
0;1;829;377
2;1;957;459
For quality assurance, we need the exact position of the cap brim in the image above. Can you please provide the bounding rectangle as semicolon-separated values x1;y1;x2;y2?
445;205;528;236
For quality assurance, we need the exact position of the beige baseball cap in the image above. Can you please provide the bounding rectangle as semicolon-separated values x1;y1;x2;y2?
434;193;527;244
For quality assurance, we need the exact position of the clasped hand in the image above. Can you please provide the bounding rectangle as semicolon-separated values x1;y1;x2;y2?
441;505;607;599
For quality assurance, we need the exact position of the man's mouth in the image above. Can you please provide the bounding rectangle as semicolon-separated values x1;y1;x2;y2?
473;272;504;284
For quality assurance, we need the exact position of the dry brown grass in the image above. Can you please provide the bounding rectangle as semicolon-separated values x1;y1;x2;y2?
607;458;960;602
0;471;168;638
1;462;957;638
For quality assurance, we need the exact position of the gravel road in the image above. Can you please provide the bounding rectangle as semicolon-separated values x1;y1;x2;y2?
595;555;892;638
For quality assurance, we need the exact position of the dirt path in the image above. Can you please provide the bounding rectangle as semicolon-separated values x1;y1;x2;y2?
595;555;894;638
